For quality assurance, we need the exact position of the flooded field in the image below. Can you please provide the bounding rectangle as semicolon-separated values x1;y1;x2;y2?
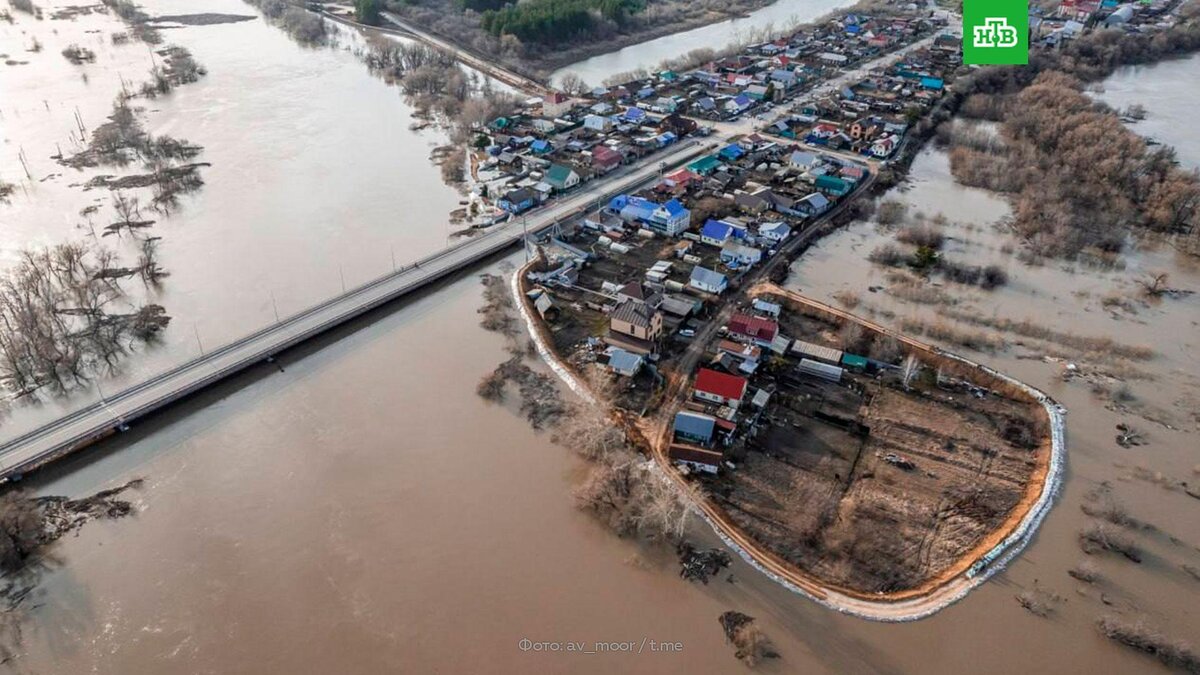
1;2;1198;674
786;137;1200;663
1;0;466;436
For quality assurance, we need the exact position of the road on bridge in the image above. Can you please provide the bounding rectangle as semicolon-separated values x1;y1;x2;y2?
0;141;708;479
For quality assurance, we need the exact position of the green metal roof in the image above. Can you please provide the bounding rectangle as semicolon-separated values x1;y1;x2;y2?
688;155;721;174
841;353;869;369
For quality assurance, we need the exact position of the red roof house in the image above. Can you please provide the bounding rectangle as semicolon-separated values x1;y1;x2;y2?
728;313;778;346
693;368;748;407
592;145;622;173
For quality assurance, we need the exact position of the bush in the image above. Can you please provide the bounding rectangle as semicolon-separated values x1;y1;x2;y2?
1097;616;1200;673
876;199;907;225
868;244;908;267
355;0;382;25
896;224;945;249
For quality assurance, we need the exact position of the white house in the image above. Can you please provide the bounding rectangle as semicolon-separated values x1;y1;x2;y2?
647;199;691;237
790;150;821;171
720;241;762;267
871;134;899;158
689;266;728;294
758;221;791;244
584;114;613;132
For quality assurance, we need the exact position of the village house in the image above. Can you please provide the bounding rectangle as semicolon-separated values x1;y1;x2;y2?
615;280;662;309
797;192;832;217
689;266;728;295
701;219;734;247
609;298;663;343
604;347;644;377
751;298;782;318
542;92;572;118
591;145;622;174
499;187;537;214
673;411;718;445
647;199;691;236
720;241;763;268
728;313;779;347
758;221;792;244
545;164;580;192
693;368;748;408
583;114;614;132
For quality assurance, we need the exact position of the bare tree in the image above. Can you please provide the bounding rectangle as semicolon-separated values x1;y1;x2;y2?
1138;271;1170;297
556;73;589;96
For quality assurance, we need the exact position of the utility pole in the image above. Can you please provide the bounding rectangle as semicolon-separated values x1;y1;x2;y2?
270;292;280;323
339;266;346;293
193;324;204;355
391;246;397;273
522;213;529;262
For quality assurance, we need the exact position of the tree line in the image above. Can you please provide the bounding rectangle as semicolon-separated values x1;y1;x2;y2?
480;0;643;45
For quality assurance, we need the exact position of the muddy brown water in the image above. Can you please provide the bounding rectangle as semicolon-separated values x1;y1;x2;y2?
2;6;1199;674
0;0;467;437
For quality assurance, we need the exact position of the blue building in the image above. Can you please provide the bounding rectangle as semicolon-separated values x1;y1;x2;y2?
499;187;537;214
674;411;717;445
701;219;734;247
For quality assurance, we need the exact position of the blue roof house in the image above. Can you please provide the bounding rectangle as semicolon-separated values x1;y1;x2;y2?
701;219;734;247
499;187;537;214
619;196;658;223
531;139;552;154
623;107;647;123
607;348;644;377
759;221;792;243
648;199;691;236
689;266;728;295
674;411;717;444
719;144;746;161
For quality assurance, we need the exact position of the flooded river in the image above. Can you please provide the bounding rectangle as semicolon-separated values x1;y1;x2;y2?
1;0;467;437
1092;53;1200;169
2;3;1200;674
550;0;856;87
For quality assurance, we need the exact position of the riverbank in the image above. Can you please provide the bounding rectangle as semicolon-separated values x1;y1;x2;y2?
375;0;783;82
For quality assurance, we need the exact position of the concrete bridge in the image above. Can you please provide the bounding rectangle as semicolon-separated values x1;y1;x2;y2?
0;141;708;480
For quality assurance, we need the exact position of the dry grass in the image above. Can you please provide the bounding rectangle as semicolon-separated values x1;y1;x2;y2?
832;289;861;309
898;318;1005;352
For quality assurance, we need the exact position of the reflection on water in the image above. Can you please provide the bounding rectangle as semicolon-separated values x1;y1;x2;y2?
1092;53;1200;169
551;0;855;87
0;0;466;438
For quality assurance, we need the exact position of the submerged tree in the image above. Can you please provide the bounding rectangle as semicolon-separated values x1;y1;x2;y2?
0;242;170;398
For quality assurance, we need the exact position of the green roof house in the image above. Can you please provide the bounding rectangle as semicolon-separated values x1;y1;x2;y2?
814;174;852;197
545;164;580;192
688;155;722;175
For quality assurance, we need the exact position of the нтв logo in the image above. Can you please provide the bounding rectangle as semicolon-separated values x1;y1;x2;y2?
963;0;1028;65
973;18;1019;48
